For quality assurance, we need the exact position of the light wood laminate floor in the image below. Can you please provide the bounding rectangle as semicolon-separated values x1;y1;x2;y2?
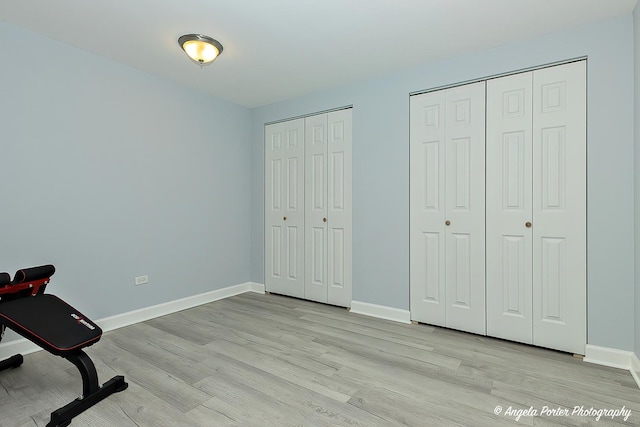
1;292;638;426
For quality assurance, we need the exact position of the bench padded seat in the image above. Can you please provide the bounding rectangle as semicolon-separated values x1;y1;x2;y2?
0;294;102;355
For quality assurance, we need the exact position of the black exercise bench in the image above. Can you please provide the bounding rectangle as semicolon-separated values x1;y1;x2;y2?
0;265;127;426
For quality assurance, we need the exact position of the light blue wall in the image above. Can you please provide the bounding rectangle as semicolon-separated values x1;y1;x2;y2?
1;15;633;353
634;4;640;358
251;15;635;351
0;21;253;339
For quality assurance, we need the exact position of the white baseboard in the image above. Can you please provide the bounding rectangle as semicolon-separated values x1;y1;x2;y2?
0;338;41;358
349;300;411;324
631;353;640;389
584;344;640;389
583;344;634;370
0;281;265;360
98;281;264;331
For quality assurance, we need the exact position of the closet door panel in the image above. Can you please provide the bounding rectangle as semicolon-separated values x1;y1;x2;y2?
305;114;329;303
265;119;305;298
486;72;533;344
327;109;352;307
532;61;586;354
266;110;352;308
444;82;486;334
410;90;447;326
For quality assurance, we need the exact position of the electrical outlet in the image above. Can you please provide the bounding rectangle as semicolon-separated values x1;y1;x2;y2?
134;275;149;286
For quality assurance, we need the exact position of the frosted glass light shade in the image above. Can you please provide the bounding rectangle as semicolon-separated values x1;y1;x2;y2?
178;34;223;66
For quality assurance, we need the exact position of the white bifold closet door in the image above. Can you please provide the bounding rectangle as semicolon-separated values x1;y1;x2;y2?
486;61;586;354
265;109;352;308
304;113;328;303
304;109;353;307
410;82;486;334
485;72;534;343
265;119;305;298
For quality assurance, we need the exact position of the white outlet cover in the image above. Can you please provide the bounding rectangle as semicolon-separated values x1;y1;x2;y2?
135;275;149;285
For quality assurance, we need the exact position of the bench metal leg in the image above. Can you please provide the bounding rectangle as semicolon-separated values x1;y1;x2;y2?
0;353;23;371
46;350;128;427
64;350;100;397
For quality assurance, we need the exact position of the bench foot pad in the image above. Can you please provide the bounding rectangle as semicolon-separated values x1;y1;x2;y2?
47;375;128;427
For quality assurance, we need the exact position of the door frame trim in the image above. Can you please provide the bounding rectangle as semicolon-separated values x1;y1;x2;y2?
410;56;587;97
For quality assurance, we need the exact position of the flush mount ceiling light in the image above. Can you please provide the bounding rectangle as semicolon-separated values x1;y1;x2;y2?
178;34;223;66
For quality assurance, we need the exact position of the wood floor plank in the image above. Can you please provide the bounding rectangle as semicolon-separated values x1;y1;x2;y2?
96;339;212;413
204;338;353;403
193;366;381;427
103;322;215;384
298;312;436;352
347;384;520;427
2;292;640;426
221;304;461;371
194;303;338;357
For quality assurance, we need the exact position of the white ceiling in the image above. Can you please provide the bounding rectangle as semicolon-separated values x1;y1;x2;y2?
1;0;637;108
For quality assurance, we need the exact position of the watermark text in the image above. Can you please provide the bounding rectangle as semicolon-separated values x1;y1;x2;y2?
493;405;631;422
